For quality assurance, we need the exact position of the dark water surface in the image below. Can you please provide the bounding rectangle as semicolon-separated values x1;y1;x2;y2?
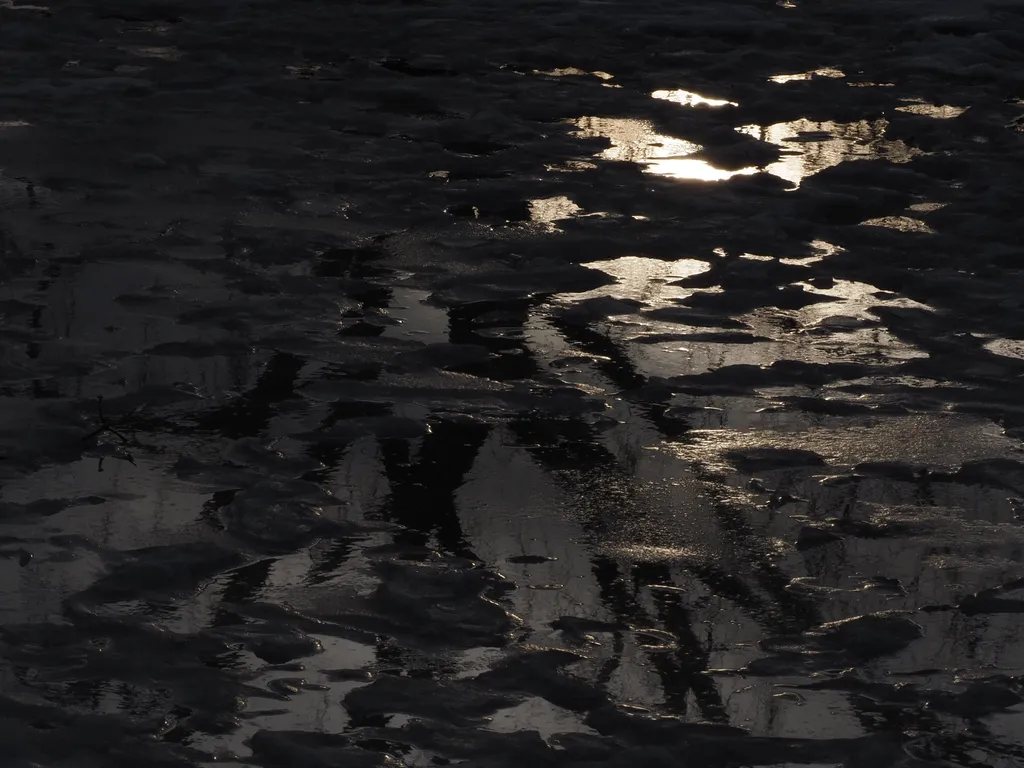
2;1;1024;766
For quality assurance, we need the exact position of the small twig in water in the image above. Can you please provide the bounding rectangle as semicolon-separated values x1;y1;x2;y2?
82;396;130;444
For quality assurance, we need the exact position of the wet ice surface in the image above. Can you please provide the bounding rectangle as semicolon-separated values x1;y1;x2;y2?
1;1;1024;767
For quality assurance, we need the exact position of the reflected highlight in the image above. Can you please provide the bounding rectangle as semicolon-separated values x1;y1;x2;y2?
572;117;756;182
652;89;736;107
535;67;614;81
769;68;845;83
529;196;583;230
567;256;711;306
735;118;922;185
645;158;757;181
895;100;967;119
860;216;936;234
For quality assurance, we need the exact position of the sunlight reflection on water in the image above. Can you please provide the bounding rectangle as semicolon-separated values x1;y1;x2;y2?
797;278;934;328
983;338;1024;360
735;118;922;185
859;216;937;233
573;101;920;186
646;157;757;182
651;89;736;107
780;239;844;265
534;67;615;81
571;117;757;181
895;100;967;119
529;195;583;224
572;256;711;305
769;68;845;83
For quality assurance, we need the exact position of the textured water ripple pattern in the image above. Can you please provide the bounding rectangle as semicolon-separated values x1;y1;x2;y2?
1;0;1024;766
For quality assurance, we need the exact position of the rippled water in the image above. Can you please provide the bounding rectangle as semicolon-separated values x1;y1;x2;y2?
2;1;1024;767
